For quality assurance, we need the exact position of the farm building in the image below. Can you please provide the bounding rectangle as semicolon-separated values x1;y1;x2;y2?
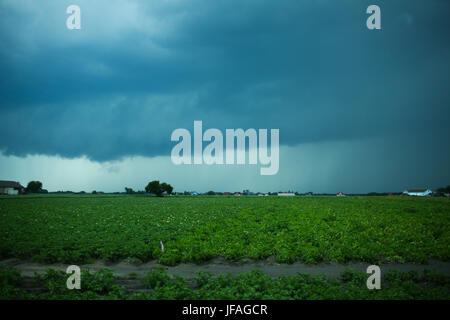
403;189;432;197
278;192;295;196
336;192;346;197
0;181;24;195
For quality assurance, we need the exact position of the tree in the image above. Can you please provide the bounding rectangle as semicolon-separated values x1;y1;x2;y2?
145;180;163;197
436;185;450;195
161;183;173;195
26;181;42;193
125;187;134;194
145;181;173;197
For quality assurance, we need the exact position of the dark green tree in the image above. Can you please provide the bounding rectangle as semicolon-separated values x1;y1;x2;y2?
436;186;450;194
125;187;134;194
145;181;173;197
161;183;173;195
26;181;42;193
145;180;163;197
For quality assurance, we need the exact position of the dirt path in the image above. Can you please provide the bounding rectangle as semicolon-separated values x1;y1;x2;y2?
2;257;449;279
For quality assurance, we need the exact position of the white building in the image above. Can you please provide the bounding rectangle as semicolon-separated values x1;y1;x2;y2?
0;181;24;195
278;192;295;196
403;189;432;197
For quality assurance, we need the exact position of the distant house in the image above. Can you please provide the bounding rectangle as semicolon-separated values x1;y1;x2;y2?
223;192;232;195
234;192;241;196
403;189;432;197
191;191;199;196
336;192;346;197
0;181;24;195
278;192;295;197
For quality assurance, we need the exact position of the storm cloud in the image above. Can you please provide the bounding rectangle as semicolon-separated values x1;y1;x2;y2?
0;0;449;191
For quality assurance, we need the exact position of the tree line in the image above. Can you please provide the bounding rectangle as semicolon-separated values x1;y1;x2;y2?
125;180;174;197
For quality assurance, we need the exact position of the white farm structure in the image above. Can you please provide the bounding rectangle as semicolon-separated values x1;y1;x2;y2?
278;192;295;197
403;189;432;197
0;181;24;195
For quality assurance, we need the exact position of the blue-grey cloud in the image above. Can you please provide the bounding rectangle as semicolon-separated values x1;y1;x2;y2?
0;0;449;166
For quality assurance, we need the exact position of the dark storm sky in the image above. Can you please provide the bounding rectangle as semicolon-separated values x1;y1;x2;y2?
0;0;449;192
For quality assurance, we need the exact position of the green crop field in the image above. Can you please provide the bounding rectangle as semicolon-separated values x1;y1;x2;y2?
0;195;449;300
0;195;449;265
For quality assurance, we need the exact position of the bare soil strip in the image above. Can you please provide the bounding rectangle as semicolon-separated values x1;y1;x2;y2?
2;257;449;279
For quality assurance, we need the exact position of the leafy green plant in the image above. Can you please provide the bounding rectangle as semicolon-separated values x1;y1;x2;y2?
0;195;449;265
1;266;449;300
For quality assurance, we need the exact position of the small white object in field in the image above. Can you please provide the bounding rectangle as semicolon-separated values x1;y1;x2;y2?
160;241;164;252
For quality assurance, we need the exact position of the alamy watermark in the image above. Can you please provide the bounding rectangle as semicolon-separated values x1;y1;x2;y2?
66;265;81;290
170;121;279;175
366;265;381;289
63;263;380;291
66;5;81;30
65;4;381;31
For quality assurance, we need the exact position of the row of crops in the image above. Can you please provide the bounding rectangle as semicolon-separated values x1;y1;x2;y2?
1;265;449;300
0;195;448;265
